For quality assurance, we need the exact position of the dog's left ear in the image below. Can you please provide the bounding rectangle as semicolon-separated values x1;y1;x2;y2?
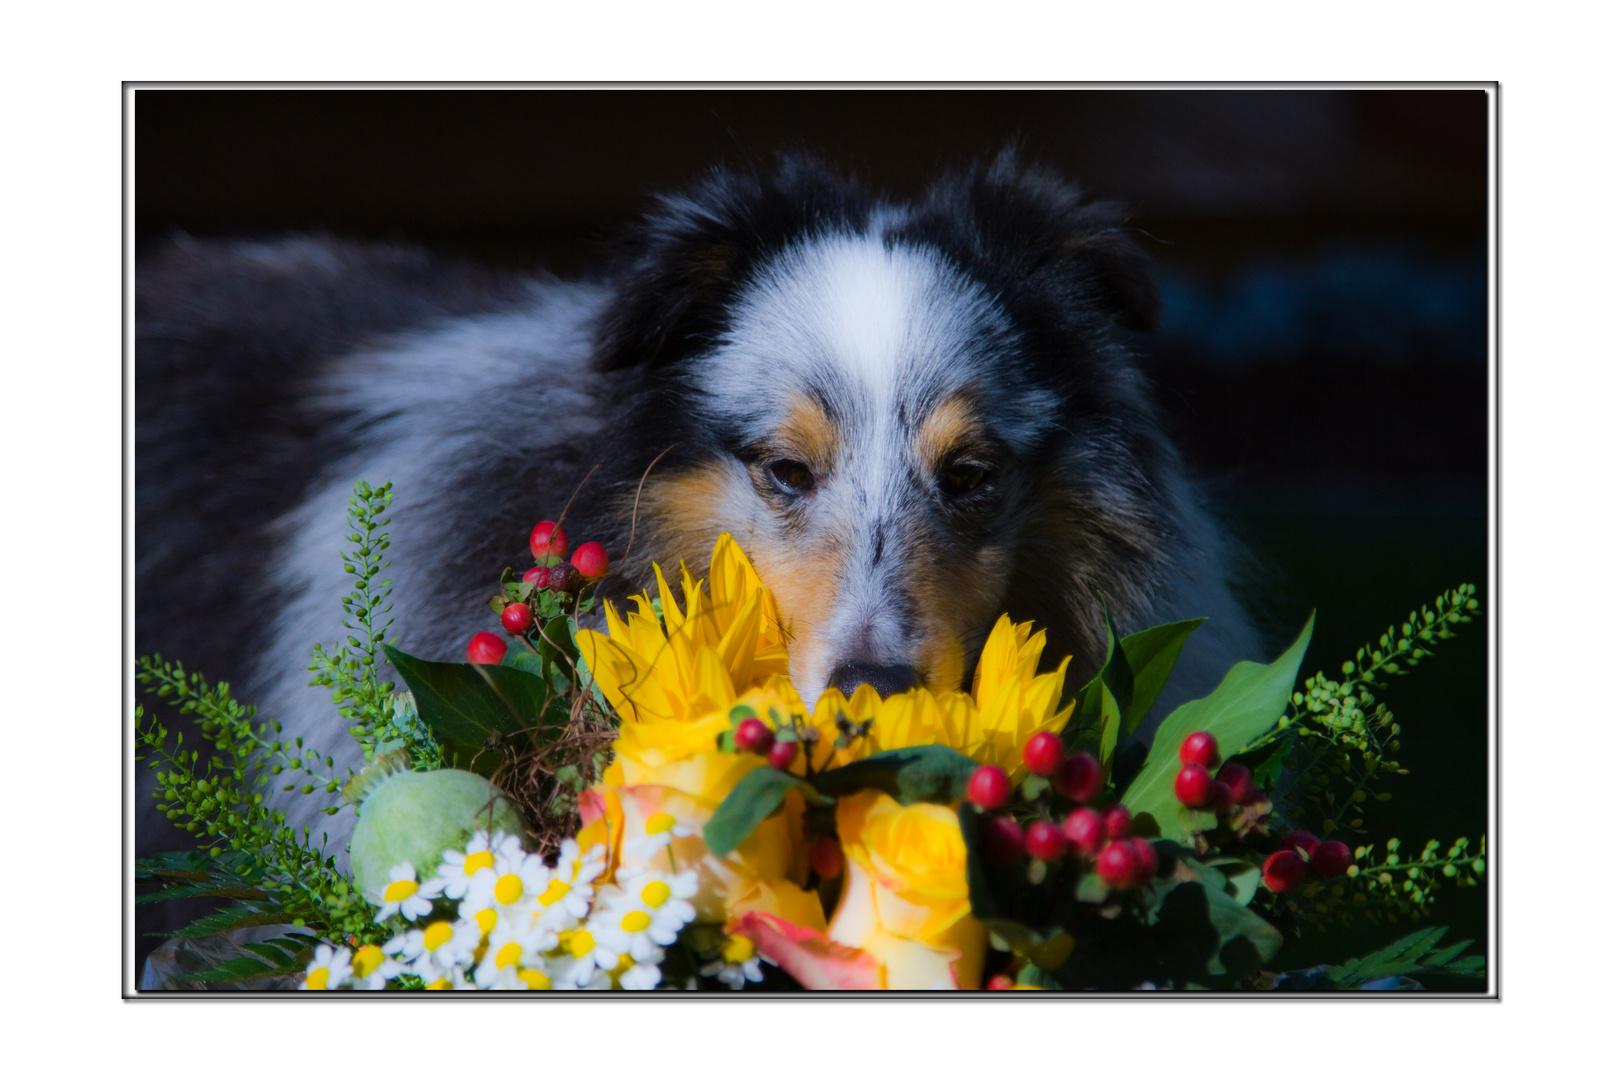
909;149;1161;334
594;157;874;372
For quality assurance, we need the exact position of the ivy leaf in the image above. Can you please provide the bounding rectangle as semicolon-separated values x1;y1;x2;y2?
1123;614;1314;841
812;745;981;806
703;767;810;857
383;645;563;777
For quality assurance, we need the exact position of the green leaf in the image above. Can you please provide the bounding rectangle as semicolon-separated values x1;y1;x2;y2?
1122;614;1315;841
1118;618;1205;732
1325;926;1483;986
812;745;981;806
500;647;547;679
170;908;289;940
1075;873;1109;903
1072;617;1205;736
1203;858;1263;908
383;645;562;778
177;957;278;984
702;767;807;857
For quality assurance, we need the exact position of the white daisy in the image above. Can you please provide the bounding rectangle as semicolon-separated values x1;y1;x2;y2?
621;810;698;863
371;861;444;923
473;915;555;989
436;829;502;901
533;838;607;931
299;943;352;990
349;942;404;990
463;837;551;920
618;868;699;946
618;959;664;991
555;925;622;989
700;934;766;990
386;917;480;980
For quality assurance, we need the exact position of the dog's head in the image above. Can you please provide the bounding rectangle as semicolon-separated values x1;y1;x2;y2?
594;151;1181;703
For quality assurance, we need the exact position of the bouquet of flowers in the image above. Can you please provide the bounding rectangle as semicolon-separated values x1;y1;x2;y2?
136;480;1485;991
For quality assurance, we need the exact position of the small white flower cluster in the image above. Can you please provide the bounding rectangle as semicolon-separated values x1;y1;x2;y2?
299;830;699;991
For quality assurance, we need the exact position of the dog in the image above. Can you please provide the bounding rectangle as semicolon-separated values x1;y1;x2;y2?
136;149;1258;849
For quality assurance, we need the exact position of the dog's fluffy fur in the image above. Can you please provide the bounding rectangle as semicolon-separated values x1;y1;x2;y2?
136;151;1257;845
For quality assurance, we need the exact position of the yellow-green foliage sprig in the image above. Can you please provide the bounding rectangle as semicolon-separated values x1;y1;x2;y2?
308;479;399;763
1286;835;1486;931
135;668;380;945
1242;585;1478;846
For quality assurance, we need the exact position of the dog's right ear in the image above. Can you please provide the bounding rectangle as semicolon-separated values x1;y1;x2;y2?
594;157;873;372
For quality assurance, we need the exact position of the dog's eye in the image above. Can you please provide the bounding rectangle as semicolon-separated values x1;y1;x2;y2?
767;458;815;495
941;461;989;497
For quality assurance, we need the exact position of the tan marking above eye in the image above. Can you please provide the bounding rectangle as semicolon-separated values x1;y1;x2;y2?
774;394;841;474
914;394;985;470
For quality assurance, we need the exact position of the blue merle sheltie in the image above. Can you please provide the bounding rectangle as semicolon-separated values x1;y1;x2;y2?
136;149;1257;842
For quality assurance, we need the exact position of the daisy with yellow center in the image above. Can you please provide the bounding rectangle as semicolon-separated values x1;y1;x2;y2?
464;836;551;920
350;942;403;990
299;943;352;991
555;922;620;989
617;868;699;947
531;837;606;932
371;861;444;923
472;915;555;990
385;917;480;981
700;933;767;990
435;829;507;901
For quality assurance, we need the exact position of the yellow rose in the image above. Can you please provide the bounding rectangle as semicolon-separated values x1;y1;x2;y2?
825;790;986;989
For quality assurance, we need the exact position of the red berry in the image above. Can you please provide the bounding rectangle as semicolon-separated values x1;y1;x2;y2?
521;565;546;585
1179;730;1220;769
1129;838;1160;886
529;520;569;561
980;815;1025;866
1096;840;1143;890
546;563;578;594
466;631;507;665
1263;849;1307;893
1024;820;1068;862
1062;807;1106;856
1021;732;1064;777
967;764;1012;811
734;717;774;755
808;838;844;880
1209;779;1235;814
1216;761;1254;804
767;740;798;771
570;541;610;581
500;602;534;635
1281;830;1320;858
1174;764;1212;808
1245;786;1269;807
1311;840;1352;879
986;974;1015;990
1102;803;1133;840
1054;752;1102;803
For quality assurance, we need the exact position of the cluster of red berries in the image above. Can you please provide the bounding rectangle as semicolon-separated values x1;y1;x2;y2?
1261;830;1352;893
1171;730;1269;816
966;733;1159;892
465;519;612;665
733;715;801;772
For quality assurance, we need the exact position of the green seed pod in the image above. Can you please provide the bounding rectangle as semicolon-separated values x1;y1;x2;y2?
348;755;528;897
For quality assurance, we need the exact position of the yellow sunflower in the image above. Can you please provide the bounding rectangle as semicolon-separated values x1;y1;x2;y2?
573;532;1075;986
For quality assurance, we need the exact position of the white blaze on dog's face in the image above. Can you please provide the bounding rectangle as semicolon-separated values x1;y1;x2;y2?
666;233;1060;703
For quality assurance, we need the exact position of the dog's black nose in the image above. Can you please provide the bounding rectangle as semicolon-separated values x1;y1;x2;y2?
828;662;922;699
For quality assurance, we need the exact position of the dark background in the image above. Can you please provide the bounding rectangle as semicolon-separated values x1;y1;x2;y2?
134;88;1491;979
